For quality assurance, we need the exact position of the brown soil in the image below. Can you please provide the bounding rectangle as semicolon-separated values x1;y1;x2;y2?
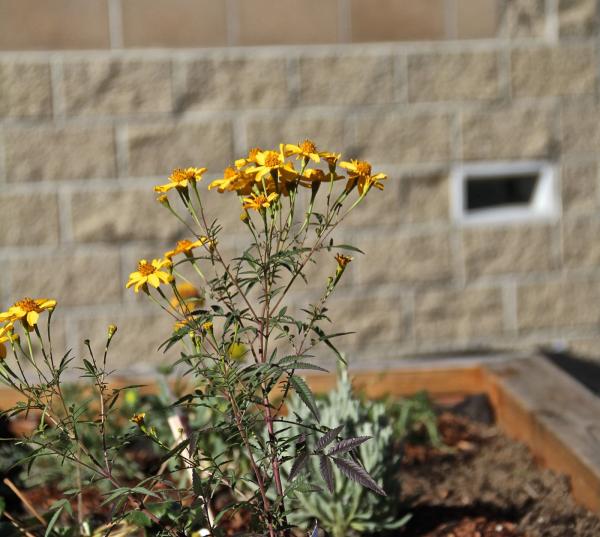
399;413;600;537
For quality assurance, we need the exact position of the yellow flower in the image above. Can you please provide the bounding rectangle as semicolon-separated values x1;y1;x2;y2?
283;139;327;163
202;321;213;332
156;194;170;206
0;298;56;329
322;152;341;167
165;237;211;260
246;148;298;183
170;283;205;312
339;160;387;195
0;329;18;360
335;253;353;269
131;413;146;426
126;259;173;293
154;167;207;193
235;147;262;169
208;167;254;195
228;342;247;361
242;192;279;211
300;168;344;188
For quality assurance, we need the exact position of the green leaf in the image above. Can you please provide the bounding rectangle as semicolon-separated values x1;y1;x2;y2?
330;244;365;254
125;510;152;528
289;375;320;422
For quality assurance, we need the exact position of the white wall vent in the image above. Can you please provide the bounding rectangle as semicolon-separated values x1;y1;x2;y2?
451;161;557;225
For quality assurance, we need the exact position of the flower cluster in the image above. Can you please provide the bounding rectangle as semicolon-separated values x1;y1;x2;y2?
205;140;386;206
0;298;56;358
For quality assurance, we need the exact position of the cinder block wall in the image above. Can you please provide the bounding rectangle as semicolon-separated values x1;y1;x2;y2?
1;0;600;371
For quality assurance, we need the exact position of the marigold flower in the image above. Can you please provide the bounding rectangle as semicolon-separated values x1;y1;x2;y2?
340;159;387;195
170;283;205;312
126;259;173;293
208;167;253;195
202;321;213;332
300;168;345;188
283;139;327;163
107;324;118;337
0;327;17;359
335;253;353;269
156;194;170;206
242;192;279;211
246;149;298;183
322;152;341;167
154;167;207;193
235;147;262;169
165;237;211;260
0;298;56;329
131;413;145;426
228;342;247;361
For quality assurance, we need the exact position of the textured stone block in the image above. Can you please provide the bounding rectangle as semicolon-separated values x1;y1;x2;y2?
71;188;182;243
0;62;52;118
500;0;545;37
463;224;557;278
353;113;452;164
457;0;499;38
63;59;172;116
299;55;394;106
0;192;59;246
415;287;504;342
327;293;405;348
122;0;227;47
408;52;500;102
563;216;600;269
0;0;109;50
9;250;121;307
237;0;338;45
567;338;600;361
511;46;595;98
462;105;557;160
559;0;598;36
5;126;116;181
345;168;449;229
561;101;600;155
518;278;600;330
562;161;599;214
178;56;289;111
127;122;233;177
359;232;453;285
350;0;445;41
77;312;177;369
245;116;346;154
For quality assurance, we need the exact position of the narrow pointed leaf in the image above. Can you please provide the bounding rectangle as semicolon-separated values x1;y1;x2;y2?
310;521;319;537
289;375;320;422
289;451;309;481
319;455;334;493
328;436;371;456
332;456;386;496
316;424;344;451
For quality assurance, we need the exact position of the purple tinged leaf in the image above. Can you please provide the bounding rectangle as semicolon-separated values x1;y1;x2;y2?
316;424;344;451
327;436;371;456
319;455;334;493
289;451;309;481
332;456;386;496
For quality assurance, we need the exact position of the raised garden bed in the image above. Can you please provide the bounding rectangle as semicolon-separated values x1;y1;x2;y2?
1;352;598;536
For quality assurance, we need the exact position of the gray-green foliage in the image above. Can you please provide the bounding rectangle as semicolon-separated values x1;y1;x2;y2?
282;367;410;537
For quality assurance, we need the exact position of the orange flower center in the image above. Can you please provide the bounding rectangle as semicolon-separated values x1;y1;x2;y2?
137;262;156;276
224;167;237;179
300;139;317;154
14;298;40;313
170;169;193;183
264;152;280;167
355;161;372;176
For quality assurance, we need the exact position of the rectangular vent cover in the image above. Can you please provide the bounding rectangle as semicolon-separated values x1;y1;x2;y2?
452;162;557;225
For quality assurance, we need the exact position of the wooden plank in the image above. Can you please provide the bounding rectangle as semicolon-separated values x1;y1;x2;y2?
304;363;486;398
483;356;600;513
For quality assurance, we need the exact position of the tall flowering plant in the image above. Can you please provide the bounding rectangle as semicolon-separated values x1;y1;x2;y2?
0;140;388;536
